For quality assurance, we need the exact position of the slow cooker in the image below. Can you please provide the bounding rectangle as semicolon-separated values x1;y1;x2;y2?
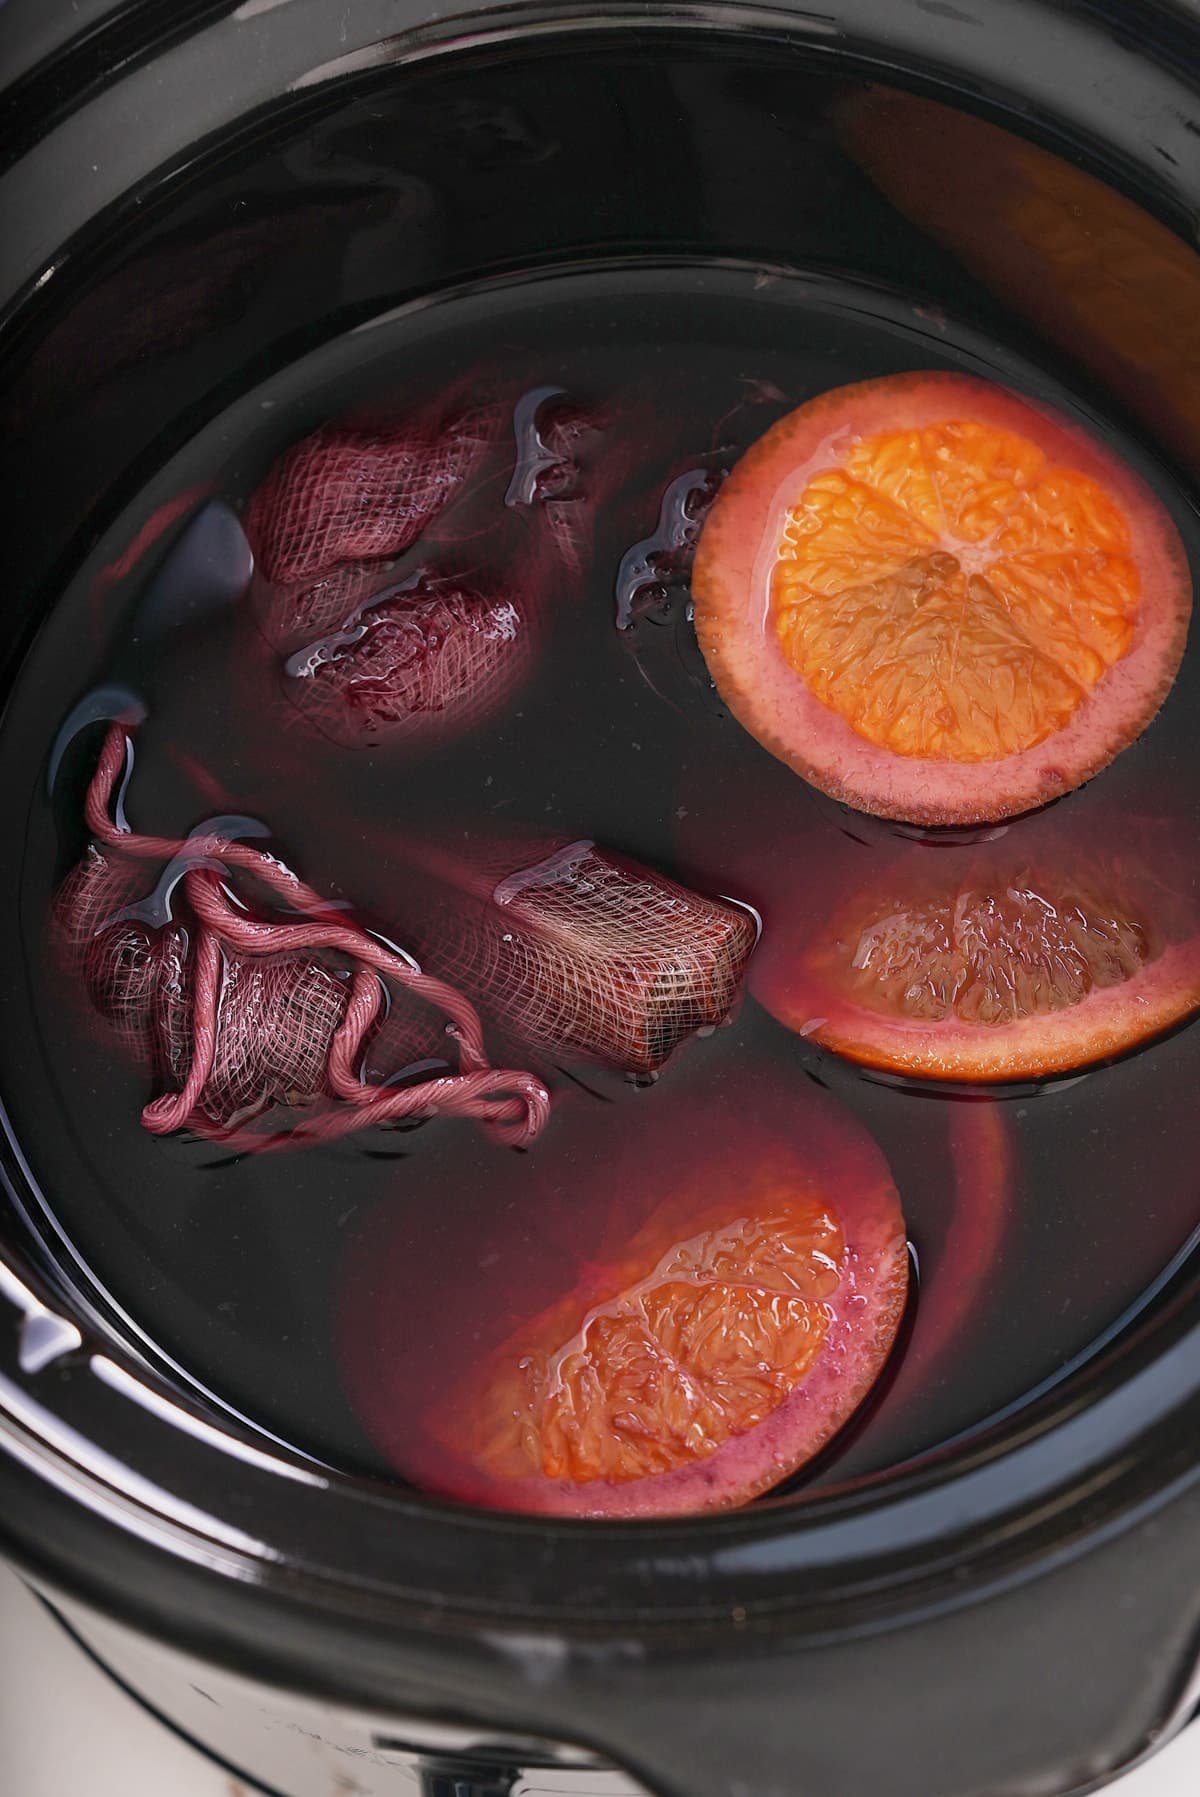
2;3;1200;1794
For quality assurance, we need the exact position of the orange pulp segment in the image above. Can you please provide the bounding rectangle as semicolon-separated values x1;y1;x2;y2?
475;1190;845;1486
773;418;1140;762
842;872;1151;1028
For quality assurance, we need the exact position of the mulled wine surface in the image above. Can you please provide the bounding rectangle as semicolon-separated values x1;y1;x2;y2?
3;261;1200;1501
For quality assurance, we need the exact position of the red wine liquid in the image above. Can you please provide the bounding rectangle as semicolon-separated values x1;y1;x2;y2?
2;261;1199;1499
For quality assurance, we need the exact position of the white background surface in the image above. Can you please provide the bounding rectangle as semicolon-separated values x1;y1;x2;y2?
3;1556;1200;1797
1;1561;251;1796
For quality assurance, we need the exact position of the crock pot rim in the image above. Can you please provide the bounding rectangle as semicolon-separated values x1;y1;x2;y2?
3;0;1200;325
0;0;1199;1662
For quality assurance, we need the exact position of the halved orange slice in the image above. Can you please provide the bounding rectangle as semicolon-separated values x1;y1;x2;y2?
339;1064;908;1518
439;1142;905;1516
752;815;1200;1082
693;372;1191;824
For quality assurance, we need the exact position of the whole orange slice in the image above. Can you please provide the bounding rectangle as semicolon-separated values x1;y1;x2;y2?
692;372;1191;824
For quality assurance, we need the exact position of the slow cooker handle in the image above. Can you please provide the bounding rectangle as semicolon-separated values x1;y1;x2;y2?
419;1766;517;1797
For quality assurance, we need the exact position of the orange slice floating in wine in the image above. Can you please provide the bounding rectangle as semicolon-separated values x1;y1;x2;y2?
693;372;1191;824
